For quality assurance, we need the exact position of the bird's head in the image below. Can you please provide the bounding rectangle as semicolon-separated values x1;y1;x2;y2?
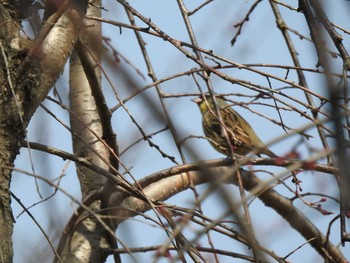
192;96;209;113
192;95;226;113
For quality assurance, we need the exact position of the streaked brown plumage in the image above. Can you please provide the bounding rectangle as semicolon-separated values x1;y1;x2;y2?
192;95;277;158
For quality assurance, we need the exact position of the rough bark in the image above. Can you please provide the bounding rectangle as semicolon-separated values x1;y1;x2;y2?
0;1;88;262
0;2;31;261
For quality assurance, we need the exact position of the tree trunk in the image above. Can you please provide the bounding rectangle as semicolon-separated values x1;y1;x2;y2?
0;1;88;261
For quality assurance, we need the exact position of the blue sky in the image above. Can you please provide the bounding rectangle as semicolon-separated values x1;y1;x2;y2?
12;1;350;262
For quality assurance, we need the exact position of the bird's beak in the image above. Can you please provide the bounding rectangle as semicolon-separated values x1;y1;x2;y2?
191;97;203;104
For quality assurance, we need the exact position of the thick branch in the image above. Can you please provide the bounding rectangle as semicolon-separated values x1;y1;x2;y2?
111;166;345;262
25;1;88;119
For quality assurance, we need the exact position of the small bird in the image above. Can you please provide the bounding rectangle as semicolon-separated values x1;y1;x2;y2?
192;95;277;158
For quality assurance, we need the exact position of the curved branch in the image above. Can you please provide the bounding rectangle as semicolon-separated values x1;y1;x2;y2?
113;166;345;262
22;141;343;261
25;1;88;119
